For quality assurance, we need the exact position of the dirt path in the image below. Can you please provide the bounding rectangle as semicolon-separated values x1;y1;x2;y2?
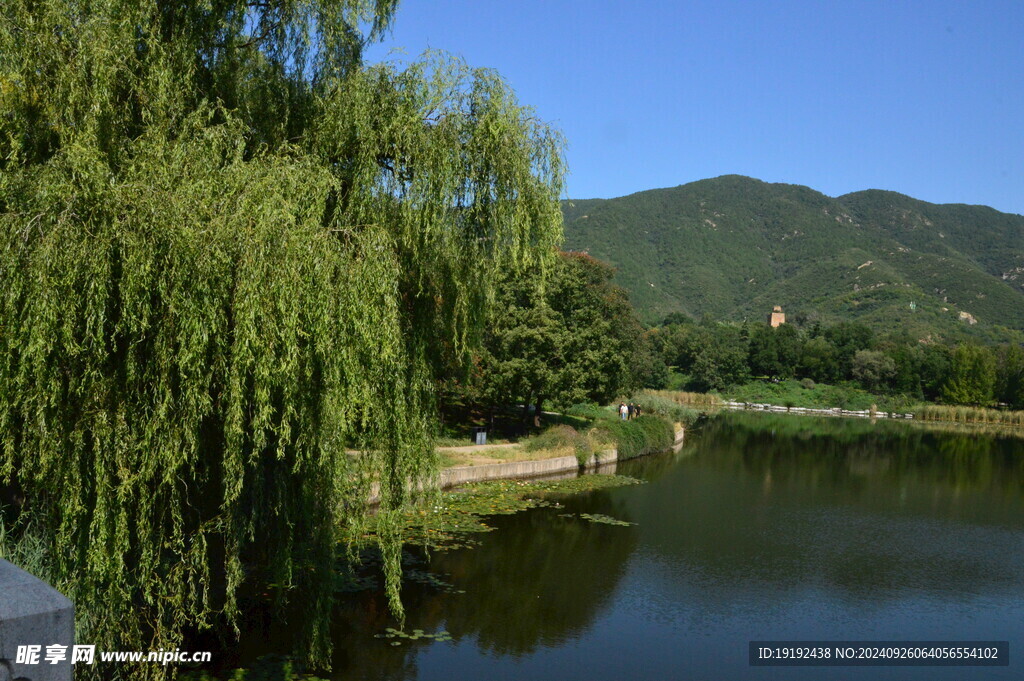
435;442;520;454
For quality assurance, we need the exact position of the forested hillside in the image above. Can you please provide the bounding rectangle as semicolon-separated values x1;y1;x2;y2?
562;175;1024;342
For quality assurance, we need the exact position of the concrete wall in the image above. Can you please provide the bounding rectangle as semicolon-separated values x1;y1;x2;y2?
0;560;74;681
441;426;685;483
440;455;580;486
722;402;914;419
369;426;686;503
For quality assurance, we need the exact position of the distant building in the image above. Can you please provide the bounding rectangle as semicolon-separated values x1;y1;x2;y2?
768;305;786;327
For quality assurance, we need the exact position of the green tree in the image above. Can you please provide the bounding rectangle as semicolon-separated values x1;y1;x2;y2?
887;344;924;399
798;337;839;383
941;344;997;406
774;324;803;378
0;0;563;669
688;325;749;392
850;350;897;392
658;320;699;372
824;322;875;379
996;344;1024;409
747;325;780;377
748;323;801;379
480;252;640;418
918;343;952;401
628;329;670;389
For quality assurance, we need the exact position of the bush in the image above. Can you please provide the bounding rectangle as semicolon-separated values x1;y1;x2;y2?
565;403;613;420
528;403;678;465
726;379;911;412
800;378;816;390
524;424;613;465
596;415;675;461
642;389;722;408
631;392;700;427
524;425;579;452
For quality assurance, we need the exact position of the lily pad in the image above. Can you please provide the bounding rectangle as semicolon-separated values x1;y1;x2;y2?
578;513;635;526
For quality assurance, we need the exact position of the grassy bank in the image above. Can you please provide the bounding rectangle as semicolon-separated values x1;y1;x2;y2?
649;381;916;413
631;391;703;426
522;424;614;465
649;383;1024;430
642;390;722;409
914;404;1024;427
555;404;681;463
724;380;917;412
595;415;676;461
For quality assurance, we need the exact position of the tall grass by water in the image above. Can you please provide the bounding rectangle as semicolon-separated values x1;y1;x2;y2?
643;390;723;409
563;404;679;462
631;391;701;426
914;405;1024;427
595;415;676;460
0;514;50;582
524;424;614;465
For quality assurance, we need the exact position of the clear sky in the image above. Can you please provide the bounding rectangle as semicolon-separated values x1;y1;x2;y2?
365;0;1023;215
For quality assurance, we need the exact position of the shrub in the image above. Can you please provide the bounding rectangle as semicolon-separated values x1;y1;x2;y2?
565;403;613;420
631;392;700;426
524;425;579;452
642;389;722;408
524;424;614;465
597;415;675;461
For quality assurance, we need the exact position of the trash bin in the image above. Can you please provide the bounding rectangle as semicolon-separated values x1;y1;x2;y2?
471;427;487;445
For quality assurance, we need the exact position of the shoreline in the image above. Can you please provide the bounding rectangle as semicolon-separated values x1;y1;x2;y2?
367;426;685;505
719;401;914;419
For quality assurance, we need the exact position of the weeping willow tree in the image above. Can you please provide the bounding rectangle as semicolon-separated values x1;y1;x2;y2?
0;0;563;673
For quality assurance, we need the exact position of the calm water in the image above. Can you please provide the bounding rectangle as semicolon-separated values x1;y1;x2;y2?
320;414;1024;680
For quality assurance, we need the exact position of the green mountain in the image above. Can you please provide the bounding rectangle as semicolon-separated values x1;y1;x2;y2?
562;175;1024;342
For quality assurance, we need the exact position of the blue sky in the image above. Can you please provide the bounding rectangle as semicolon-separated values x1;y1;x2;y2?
366;1;1023;214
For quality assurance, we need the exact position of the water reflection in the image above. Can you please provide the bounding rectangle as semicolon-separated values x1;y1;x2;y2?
324;489;638;679
286;413;1024;679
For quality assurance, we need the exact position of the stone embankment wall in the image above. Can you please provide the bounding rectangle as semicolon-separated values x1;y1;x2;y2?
437;426;685;488
368;426;685;504
0;559;75;681
722;401;914;419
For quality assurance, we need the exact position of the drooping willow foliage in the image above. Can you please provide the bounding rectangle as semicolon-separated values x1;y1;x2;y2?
0;0;563;673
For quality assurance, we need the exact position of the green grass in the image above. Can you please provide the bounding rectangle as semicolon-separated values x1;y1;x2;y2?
437;402;678;468
723;379;919;413
631;391;702;426
593;415;676;461
914;404;1024;427
642;389;722;409
522;424;612;465
0;512;52;585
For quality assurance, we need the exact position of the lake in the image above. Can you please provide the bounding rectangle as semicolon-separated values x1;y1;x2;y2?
289;413;1024;680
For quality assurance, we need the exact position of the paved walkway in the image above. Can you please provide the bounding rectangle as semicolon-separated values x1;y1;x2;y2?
435;442;520;454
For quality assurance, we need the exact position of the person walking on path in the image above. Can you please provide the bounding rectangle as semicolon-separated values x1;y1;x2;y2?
619;402;628;420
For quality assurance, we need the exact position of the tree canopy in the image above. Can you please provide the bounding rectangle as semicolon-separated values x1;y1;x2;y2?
0;0;564;671
479;251;641;418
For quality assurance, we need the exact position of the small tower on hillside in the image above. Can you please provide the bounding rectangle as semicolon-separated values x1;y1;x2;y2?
768;305;786;327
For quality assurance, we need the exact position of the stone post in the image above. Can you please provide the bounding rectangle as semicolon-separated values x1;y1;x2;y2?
0;560;74;681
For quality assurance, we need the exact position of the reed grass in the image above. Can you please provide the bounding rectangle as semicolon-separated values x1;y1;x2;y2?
644;389;723;408
914;404;1024;427
631;392;701;426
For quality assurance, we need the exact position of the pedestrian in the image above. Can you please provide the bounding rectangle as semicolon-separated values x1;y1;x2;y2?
628;403;635;419
619;402;628;420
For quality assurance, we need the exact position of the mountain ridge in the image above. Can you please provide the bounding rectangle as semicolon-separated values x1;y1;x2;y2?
561;175;1024;342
